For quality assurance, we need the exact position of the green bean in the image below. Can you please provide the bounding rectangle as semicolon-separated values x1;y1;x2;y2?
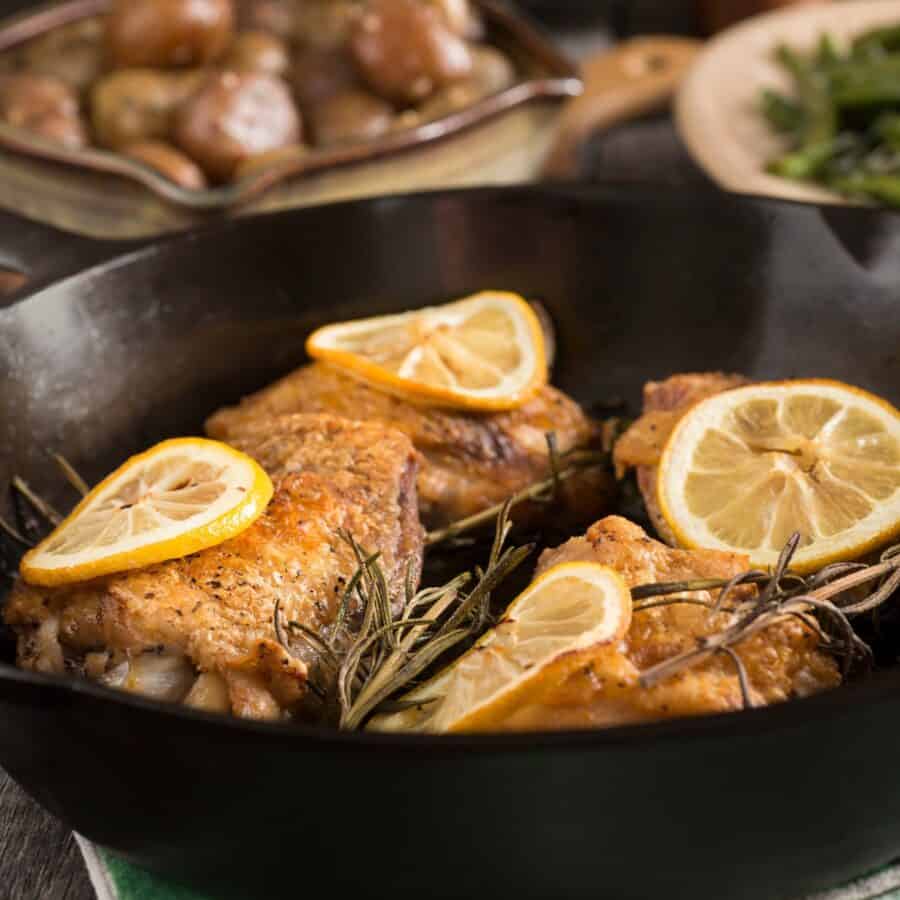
763;26;900;208
831;59;900;107
815;34;840;69
760;89;805;136
852;25;900;58
828;173;900;205
767;139;841;180
774;44;836;146
872;113;900;150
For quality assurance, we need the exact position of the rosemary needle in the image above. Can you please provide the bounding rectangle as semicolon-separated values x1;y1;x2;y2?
0;514;32;547
12;476;62;526
51;453;90;497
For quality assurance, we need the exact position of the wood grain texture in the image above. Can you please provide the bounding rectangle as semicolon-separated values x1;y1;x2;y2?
0;769;93;900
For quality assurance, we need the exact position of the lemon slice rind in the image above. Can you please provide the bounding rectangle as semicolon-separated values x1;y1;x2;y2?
306;291;547;411
20;438;273;587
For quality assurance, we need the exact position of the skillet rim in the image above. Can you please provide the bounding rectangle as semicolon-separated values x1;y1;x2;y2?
1;180;898;751
0;652;895;750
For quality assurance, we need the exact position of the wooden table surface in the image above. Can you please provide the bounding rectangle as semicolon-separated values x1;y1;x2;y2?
0;774;93;899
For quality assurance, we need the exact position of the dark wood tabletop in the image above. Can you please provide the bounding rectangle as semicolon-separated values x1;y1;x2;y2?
0;771;93;900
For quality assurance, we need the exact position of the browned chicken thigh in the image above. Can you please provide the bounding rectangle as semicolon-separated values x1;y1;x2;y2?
4;413;423;721
492;516;840;731
614;372;749;542
207;361;612;528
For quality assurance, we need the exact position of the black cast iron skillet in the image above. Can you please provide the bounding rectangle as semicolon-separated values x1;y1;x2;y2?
1;183;900;900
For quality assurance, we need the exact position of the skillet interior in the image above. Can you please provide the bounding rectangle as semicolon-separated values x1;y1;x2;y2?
1;184;900;898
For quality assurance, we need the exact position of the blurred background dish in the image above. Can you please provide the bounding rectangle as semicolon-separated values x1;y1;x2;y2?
676;0;900;205
0;0;849;242
0;0;579;235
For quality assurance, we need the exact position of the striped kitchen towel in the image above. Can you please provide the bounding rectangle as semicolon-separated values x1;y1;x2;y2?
77;835;900;900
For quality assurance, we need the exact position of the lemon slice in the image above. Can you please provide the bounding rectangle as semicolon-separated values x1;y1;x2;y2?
20;438;273;587
657;380;900;573
368;562;631;734
306;291;547;411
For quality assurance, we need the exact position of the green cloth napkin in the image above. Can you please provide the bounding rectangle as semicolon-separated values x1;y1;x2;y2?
77;835;900;900
77;838;205;900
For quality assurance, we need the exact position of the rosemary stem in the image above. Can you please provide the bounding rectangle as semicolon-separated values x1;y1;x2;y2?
638;553;896;692
51;453;89;496
12;476;62;525
0;514;32;547
631;575;769;601
812;556;900;606
835;567;900;616
718;647;754;708
424;453;605;547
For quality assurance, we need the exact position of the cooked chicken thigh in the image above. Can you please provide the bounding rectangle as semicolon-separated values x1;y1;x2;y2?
207;362;612;528
492;516;840;730
614;372;749;542
5;414;423;720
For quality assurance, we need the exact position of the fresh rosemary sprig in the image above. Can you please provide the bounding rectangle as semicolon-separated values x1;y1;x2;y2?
278;501;533;730
631;534;900;702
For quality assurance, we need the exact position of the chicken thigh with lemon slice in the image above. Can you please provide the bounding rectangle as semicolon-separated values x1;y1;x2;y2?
473;517;839;731
208;293;612;529
372;515;841;734
616;374;900;572
614;372;750;543
5;414;423;720
370;559;633;734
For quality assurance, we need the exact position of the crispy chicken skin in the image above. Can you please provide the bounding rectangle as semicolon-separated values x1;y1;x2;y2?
206;362;610;528
614;373;750;543
493;516;840;730
4;414;423;720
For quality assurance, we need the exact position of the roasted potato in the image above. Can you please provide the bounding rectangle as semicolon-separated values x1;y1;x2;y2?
0;0;518;183
20;17;105;94
173;70;302;180
425;0;484;39
465;45;516;94
293;1;363;50
0;73;87;148
223;30;290;75
123;140;209;189
309;88;393;146
292;47;359;110
350;0;472;105
107;0;235;68
91;69;203;149
416;44;515;119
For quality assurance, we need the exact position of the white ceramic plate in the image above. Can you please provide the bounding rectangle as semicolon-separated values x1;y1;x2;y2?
676;0;900;205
